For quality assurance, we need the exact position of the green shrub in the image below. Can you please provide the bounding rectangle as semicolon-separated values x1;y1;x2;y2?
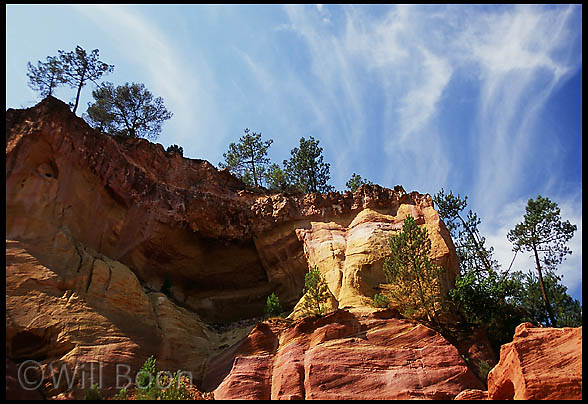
264;292;282;318
83;384;103;400
383;215;445;326
166;144;184;156
158;371;189;400
302;266;330;317
135;355;158;400
373;293;390;308
112;387;128;400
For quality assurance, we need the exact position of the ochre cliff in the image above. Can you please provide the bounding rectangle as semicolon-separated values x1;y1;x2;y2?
6;97;580;400
5;97;464;398
6;97;458;325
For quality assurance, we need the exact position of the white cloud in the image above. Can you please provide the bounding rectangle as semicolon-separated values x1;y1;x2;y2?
457;5;581;219
71;4;226;157
396;47;452;142
281;5;455;191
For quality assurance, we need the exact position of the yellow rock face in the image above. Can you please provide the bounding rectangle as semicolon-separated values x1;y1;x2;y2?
291;207;459;318
5;235;217;397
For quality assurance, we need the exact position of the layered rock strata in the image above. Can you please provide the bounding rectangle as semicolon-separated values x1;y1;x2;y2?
203;309;486;399
6;97;464;398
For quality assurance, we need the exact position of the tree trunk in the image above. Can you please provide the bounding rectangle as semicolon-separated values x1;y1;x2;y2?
72;66;87;115
532;244;557;326
458;214;494;274
72;80;83;115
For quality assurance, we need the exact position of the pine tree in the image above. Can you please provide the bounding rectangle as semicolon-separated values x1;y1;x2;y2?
219;128;273;188
58;45;114;114
26;55;67;98
86;82;172;141
264;292;282;318
383;215;444;326
345;172;373;193
507;195;577;327
265;163;289;192
302;266;330;316
283;136;334;194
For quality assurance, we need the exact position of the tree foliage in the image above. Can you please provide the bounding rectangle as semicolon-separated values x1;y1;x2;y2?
373;293;390;308
265;163;289;192
83;384;103;400
27;55;67;98
219;128;273;188
435;189;526;350
167;144;184;156
433;188;497;275
283;136;334;194
507;195;577;326
511;269;582;328
345;172;373;193
86;82;172;141
302;266;330;317
264;292;283;318
383;215;444;326
448;269;525;352
436;189;580;352
58;45;114;114
134;355;189;400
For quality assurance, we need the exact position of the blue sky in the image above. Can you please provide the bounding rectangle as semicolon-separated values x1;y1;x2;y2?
6;4;582;303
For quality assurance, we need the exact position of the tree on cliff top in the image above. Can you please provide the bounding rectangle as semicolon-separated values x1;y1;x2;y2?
85;82;173;141
167;144;184;156
265;163;289;192
283;136;334;194
26;55;67;98
58;45;114;114
507;195;577;327
383;215;444;327
219;128;273;188
346;172;373;193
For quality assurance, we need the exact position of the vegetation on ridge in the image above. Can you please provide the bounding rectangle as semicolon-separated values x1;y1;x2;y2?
507;195;577;327
86;82;173;141
26;46;172;142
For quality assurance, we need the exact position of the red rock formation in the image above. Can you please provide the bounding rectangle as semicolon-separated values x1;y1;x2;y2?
487;322;582;400
203;309;486;399
5;96;478;399
6;96;458;324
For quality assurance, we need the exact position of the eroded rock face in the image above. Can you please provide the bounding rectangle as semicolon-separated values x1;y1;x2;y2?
6;97;464;398
487;322;582;400
294;207;458;314
5;236;217;398
6;96;459;323
203;309;485;400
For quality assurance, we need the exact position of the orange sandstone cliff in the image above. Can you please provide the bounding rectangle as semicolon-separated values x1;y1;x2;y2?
5;97;581;399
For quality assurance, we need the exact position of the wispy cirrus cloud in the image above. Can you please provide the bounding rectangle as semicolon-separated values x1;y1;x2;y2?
277;5;581;296
71;4;226;155
280;5;454;191
456;4;581;219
